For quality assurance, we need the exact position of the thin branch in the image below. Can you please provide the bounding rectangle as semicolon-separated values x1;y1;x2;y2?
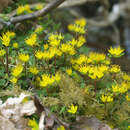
10;0;66;23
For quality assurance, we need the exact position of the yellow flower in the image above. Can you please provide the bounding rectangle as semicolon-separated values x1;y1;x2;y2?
55;73;61;82
75;18;87;27
35;4;44;10
57;125;65;130
13;42;18;48
110;65;120;73
76;35;86;48
17;5;32;15
0;49;6;56
35;26;43;33
79;65;90;75
19;53;29;62
11;64;23;77
29;66;39;75
122;73;130;81
75;54;88;65
88;52;106;63
126;94;130;102
100;95;107;102
43;44;49;50
119;82;128;93
0;33;10;47
100;95;113;103
40;74;54;87
6;31;15;38
35;50;43;60
17;5;25;15
66;68;72;76
108;46;124;57
28;118;39;130
68;104;78;114
10;77;18;84
112;84;119;93
25;33;37;47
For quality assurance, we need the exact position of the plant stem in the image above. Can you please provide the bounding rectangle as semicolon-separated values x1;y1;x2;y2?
6;47;9;76
0;58;6;70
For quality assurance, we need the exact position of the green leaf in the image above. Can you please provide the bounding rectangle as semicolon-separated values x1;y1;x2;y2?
60;106;66;114
0;79;6;86
79;46;90;54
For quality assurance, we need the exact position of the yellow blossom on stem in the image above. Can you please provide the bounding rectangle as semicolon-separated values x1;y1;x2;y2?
110;65;120;73
57;125;65;130
17;5;32;15
88;52;106;63
100;95;113;103
108;46;124;57
0;33;10;47
6;31;15;38
11;64;23;77
35;50;43;60
76;35;86;48
68;104;78;114
35;26;43;33
79;65;90;75
10;77;18;84
75;18;87;27
29;66;39;75
55;73;61;82
112;84;119;93
66;68;72;76
19;53;29;62
0;49;6;57
43;44;49;50
122;73;130;81
25;33;37;47
13;42;18;48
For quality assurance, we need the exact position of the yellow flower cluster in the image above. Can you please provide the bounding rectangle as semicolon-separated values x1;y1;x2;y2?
17;5;32;15
110;65;120;73
25;33;37;47
11;64;23;77
48;33;64;47
0;31;15;47
29;66;39;75
108;46;124;57
68;18;86;34
40;73;61;87
34;32;86;61
68;104;78;114
69;36;86;48
19;53;29;63
71;53;109;79
88;52;107;64
78;65;108;79
0;49;6;57
112;82;129;94
100;95;113;103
